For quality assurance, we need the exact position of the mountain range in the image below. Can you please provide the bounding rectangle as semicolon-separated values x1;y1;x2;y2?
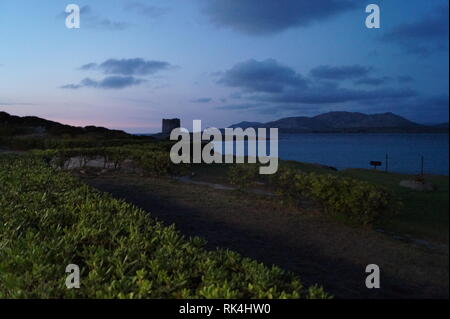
229;112;449;133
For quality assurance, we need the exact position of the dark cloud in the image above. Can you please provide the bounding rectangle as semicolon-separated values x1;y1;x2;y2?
218;59;307;93
203;0;356;35
381;6;448;56
397;75;414;83
216;103;262;110
190;98;213;103
229;92;243;99
61;76;145;90
80;5;91;15
257;87;416;105
217;59;418;111
354;76;392;86
81;58;171;76
64;58;172;89
124;2;167;18
375;94;449;124
79;63;97;71
310;65;371;80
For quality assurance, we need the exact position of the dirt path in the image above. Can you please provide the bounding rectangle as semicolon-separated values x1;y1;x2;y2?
81;173;449;299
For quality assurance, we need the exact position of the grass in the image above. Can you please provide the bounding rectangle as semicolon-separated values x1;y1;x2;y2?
338;169;449;243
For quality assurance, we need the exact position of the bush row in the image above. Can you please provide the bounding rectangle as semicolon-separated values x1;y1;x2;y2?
32;144;179;176
228;165;401;226
0;155;328;298
0;136;153;151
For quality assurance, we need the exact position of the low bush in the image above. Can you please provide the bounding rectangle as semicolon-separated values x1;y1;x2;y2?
32;144;179;176
228;164;260;190
137;151;173;176
270;168;401;226
0;155;328;298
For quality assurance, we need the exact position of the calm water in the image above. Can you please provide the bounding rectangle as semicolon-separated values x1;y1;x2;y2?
214;133;449;175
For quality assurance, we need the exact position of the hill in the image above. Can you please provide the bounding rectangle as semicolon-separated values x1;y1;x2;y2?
229;111;448;133
228;121;263;129
0;111;131;138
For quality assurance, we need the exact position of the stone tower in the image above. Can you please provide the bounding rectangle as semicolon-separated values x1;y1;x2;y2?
162;118;181;134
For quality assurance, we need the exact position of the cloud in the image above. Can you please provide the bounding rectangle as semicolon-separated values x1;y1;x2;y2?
79;58;172;76
218;59;307;93
397;75;415;83
190;98;213;103
79;63;97;71
88;18;129;31
354;76;392;86
375;94;449;124
61;76;145;90
202;0;356;35
0;101;34;106
79;5;91;15
63;58;172;90
60;84;83;89
310;65;371;80
124;2;167;18
217;59;418;111
381;6;448;56
254;87;417;105
216;103;262;110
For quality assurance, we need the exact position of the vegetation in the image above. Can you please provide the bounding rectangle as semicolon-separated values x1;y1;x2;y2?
275;161;448;242
228;164;260;190
32;143;181;176
0;136;154;151
227;165;401;226
0;155;328;298
339;169;449;243
191;160;447;243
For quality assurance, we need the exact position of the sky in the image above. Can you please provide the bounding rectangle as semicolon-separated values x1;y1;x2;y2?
0;0;448;133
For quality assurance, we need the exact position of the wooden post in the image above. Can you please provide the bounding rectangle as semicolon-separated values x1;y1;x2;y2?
370;161;382;170
421;156;424;176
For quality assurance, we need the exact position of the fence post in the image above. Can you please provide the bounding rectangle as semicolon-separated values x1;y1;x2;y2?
385;153;388;173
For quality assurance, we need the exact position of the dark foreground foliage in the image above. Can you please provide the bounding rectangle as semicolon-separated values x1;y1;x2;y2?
0;155;328;298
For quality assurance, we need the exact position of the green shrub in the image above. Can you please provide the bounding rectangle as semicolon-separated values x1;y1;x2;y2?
0;155;328;298
270;168;401;226
228;164;260;190
32;145;177;176
137;151;173;176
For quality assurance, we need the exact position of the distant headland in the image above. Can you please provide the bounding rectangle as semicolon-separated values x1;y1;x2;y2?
228;111;449;134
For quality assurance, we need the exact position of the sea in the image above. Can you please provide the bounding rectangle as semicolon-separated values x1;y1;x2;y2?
212;133;449;175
